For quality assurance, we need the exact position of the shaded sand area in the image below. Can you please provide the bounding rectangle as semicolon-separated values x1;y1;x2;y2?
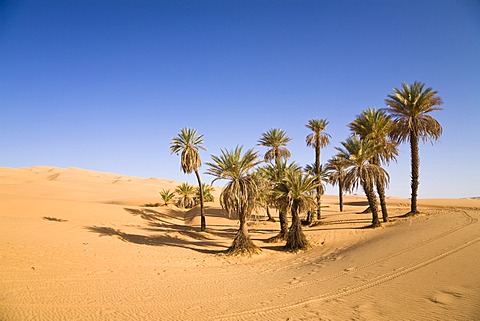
1;166;479;320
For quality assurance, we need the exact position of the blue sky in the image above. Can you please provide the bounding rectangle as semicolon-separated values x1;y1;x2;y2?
1;0;479;198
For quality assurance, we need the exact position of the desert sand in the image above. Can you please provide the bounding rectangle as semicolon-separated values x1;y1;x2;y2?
1;166;479;320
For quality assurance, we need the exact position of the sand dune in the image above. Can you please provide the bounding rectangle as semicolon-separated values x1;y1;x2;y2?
1;166;479;320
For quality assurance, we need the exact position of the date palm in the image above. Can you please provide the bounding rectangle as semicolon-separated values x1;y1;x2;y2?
261;160;302;242
384;81;443;215
338;136;389;228
174;183;196;208
325;155;349;212
305;118;331;221
206;146;262;255
348;108;398;221
159;189;175;206
170;128;207;231
273;169;317;251
304;163;327;223
196;183;214;203
258;128;292;162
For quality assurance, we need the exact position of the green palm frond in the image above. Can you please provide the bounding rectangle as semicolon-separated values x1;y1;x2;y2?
258;128;292;162
384;81;443;143
348;107;399;165
206;146;261;217
273;169;317;215
170;128;206;174
175;182;196;208
196;183;214;202
337;136;390;192
305;118;331;148
159;189;175;205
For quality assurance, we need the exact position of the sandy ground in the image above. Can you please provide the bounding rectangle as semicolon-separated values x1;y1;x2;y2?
1;166;479;320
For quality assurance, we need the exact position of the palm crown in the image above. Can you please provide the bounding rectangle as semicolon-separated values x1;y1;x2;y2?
170;128;206;174
384;81;443;143
258;128;292;162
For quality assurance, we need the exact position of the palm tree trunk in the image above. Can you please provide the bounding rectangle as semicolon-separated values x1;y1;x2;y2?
363;179;380;228
194;170;206;231
376;180;388;222
410;131;420;214
227;211;259;255
338;179;344;212
266;206;275;222
285;203;309;251
315;138;321;221
373;156;388;222
279;210;288;236
267;210;288;242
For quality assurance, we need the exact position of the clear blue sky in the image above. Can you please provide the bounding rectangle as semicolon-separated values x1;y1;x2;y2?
1;0;479;198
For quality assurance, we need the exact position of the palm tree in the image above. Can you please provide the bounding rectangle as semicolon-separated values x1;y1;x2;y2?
175;183;196;208
159;189;175;206
338;136;389;228
196;183;215;203
170;128;207;231
325;155;349;212
384;81;443;215
305;118;331;221
252;167;275;222
257;128;292;162
261;160;302;242
206;146;262;255
273;169;317;251
303;163;327;223
348;108;398;221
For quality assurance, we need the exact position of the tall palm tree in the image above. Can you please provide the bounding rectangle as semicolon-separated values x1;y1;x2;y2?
261;160;302;242
206;146;262;255
170;128;207;231
348;108;398;221
384;81;443;214
338;136;389;228
257;128;292;162
325;155;349;212
175;183;196;208
305;118;331;221
257;128;292;222
273;169;317;251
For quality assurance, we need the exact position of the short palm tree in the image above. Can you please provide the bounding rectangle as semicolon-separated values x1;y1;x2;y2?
170;128;207;231
305;118;331;221
257;128;292;162
206;146;262;255
348;108;398;221
338;136;389;228
196;183;214;203
325;155;349;212
273;169;317;251
384;81;443;215
261;160;302;242
175;183;196;208
159;189;175;206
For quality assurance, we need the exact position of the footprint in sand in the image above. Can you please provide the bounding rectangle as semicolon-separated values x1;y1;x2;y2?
427;289;464;306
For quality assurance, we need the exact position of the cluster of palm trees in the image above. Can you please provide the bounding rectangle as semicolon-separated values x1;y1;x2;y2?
170;81;443;255
159;183;214;208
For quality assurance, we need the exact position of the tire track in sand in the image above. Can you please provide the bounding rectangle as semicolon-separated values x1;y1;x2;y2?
210;209;479;320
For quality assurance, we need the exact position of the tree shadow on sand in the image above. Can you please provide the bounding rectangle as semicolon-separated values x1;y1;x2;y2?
84;207;234;254
86;207;380;255
86;225;226;254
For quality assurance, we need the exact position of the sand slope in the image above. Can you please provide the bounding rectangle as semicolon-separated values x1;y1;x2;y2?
1;166;479;320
